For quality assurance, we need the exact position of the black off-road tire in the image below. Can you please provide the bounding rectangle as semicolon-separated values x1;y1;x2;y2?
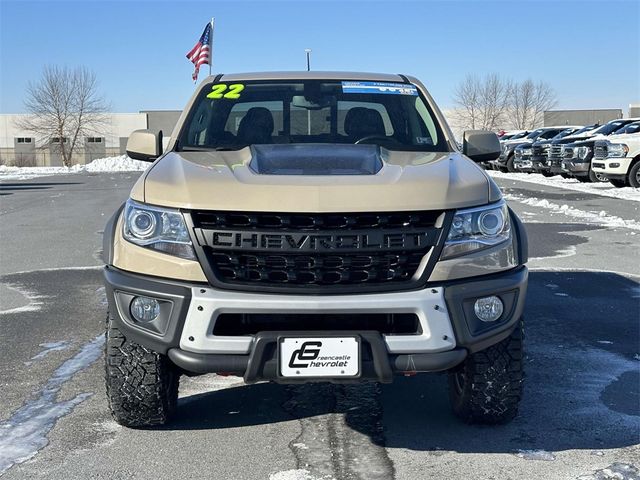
448;320;524;424
629;161;640;188
541;172;555;178
506;155;517;173
105;311;180;427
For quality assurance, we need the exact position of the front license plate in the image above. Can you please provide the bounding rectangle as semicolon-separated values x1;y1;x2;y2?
279;337;360;378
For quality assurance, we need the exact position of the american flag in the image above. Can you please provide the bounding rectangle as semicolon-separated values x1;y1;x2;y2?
186;22;212;82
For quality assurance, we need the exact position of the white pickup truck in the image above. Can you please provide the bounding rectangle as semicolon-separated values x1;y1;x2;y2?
592;123;640;188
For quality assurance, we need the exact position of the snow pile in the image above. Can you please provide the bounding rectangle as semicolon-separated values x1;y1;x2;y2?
504;193;640;231
488;170;640;202
0;155;149;180
515;449;556;461
77;155;149;172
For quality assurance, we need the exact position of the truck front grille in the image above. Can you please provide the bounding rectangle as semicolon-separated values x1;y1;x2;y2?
594;143;607;160
549;144;563;160
531;144;550;160
188;210;445;293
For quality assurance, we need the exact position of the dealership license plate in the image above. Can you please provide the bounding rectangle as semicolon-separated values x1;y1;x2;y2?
279;337;360;378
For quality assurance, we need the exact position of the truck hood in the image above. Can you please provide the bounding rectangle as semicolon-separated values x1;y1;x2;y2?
602;133;640;143
135;146;496;212
502;138;533;147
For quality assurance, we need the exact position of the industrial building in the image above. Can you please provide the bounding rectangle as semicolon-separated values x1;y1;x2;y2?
543;104;638;127
0;111;181;166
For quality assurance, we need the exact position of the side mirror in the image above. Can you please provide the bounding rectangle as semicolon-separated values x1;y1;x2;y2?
126;129;163;162
462;130;501;162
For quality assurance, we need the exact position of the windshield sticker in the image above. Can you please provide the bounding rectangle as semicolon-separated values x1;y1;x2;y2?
207;83;245;99
416;137;433;145
341;81;418;96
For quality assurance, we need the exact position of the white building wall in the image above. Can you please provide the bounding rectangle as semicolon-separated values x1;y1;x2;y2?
102;113;148;148
0;113;147;149
0;114;32;148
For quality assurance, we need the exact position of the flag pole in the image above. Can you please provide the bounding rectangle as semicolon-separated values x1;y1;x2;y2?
209;17;215;77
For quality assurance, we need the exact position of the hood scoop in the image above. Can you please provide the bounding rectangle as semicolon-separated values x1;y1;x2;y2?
249;144;383;175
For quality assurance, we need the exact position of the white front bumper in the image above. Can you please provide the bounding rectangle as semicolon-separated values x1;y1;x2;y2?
179;286;456;355
591;157;633;175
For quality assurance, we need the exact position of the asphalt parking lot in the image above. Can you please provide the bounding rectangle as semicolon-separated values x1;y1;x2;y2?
0;172;638;480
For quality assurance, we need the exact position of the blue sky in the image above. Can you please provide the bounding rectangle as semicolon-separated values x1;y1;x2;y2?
1;0;638;113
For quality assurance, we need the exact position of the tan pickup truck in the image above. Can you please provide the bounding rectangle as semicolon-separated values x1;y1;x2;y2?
102;71;528;427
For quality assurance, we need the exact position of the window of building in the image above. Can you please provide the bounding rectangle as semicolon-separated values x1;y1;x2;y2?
16;137;33;143
51;137;68;143
87;137;103;143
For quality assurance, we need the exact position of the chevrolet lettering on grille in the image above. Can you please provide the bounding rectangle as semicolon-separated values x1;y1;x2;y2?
194;229;438;252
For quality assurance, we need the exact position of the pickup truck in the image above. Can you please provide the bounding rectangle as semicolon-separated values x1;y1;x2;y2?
592;122;640;187
513;126;586;174
102;71;528;427
547;119;639;181
528;125;598;176
495;127;573;172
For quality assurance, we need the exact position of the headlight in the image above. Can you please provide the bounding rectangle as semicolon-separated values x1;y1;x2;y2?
561;145;575;159
123;199;196;260
576;146;591;160
607;143;629;158
441;202;511;260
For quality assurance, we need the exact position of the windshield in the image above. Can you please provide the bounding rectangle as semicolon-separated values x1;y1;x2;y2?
552;128;578;140
508;131;529;140
539;128;564;139
613;122;640;134
571;124;597;136
177;80;449;152
592;120;628;136
526;129;545;139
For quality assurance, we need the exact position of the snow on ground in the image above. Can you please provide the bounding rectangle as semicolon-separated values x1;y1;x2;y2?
0;334;105;475
0;155;149;180
269;469;329;480
514;449;556;461
28;341;71;362
504;193;640;231
488;170;640;202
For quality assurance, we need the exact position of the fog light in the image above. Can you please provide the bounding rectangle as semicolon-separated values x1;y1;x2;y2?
474;296;504;322
130;296;160;323
610;163;620;168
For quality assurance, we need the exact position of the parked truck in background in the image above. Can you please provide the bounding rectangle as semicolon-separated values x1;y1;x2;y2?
513;126;585;174
495;127;572;173
592;123;640;187
547;118;639;181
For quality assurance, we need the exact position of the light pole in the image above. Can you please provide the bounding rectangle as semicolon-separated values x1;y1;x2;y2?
305;48;312;71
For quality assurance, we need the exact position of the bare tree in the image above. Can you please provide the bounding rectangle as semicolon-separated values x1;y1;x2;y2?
452;73;511;131
16;66;108;167
452;74;481;130
509;79;557;130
